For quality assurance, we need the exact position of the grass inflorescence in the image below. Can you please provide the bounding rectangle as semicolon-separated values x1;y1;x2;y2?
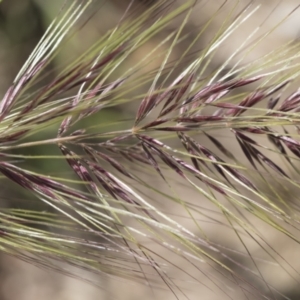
1;0;300;299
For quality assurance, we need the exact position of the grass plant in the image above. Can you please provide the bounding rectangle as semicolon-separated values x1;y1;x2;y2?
1;0;300;299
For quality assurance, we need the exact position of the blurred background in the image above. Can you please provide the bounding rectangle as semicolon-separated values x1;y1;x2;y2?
1;0;300;299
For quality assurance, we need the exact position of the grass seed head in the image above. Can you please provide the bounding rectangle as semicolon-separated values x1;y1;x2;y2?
1;0;300;299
